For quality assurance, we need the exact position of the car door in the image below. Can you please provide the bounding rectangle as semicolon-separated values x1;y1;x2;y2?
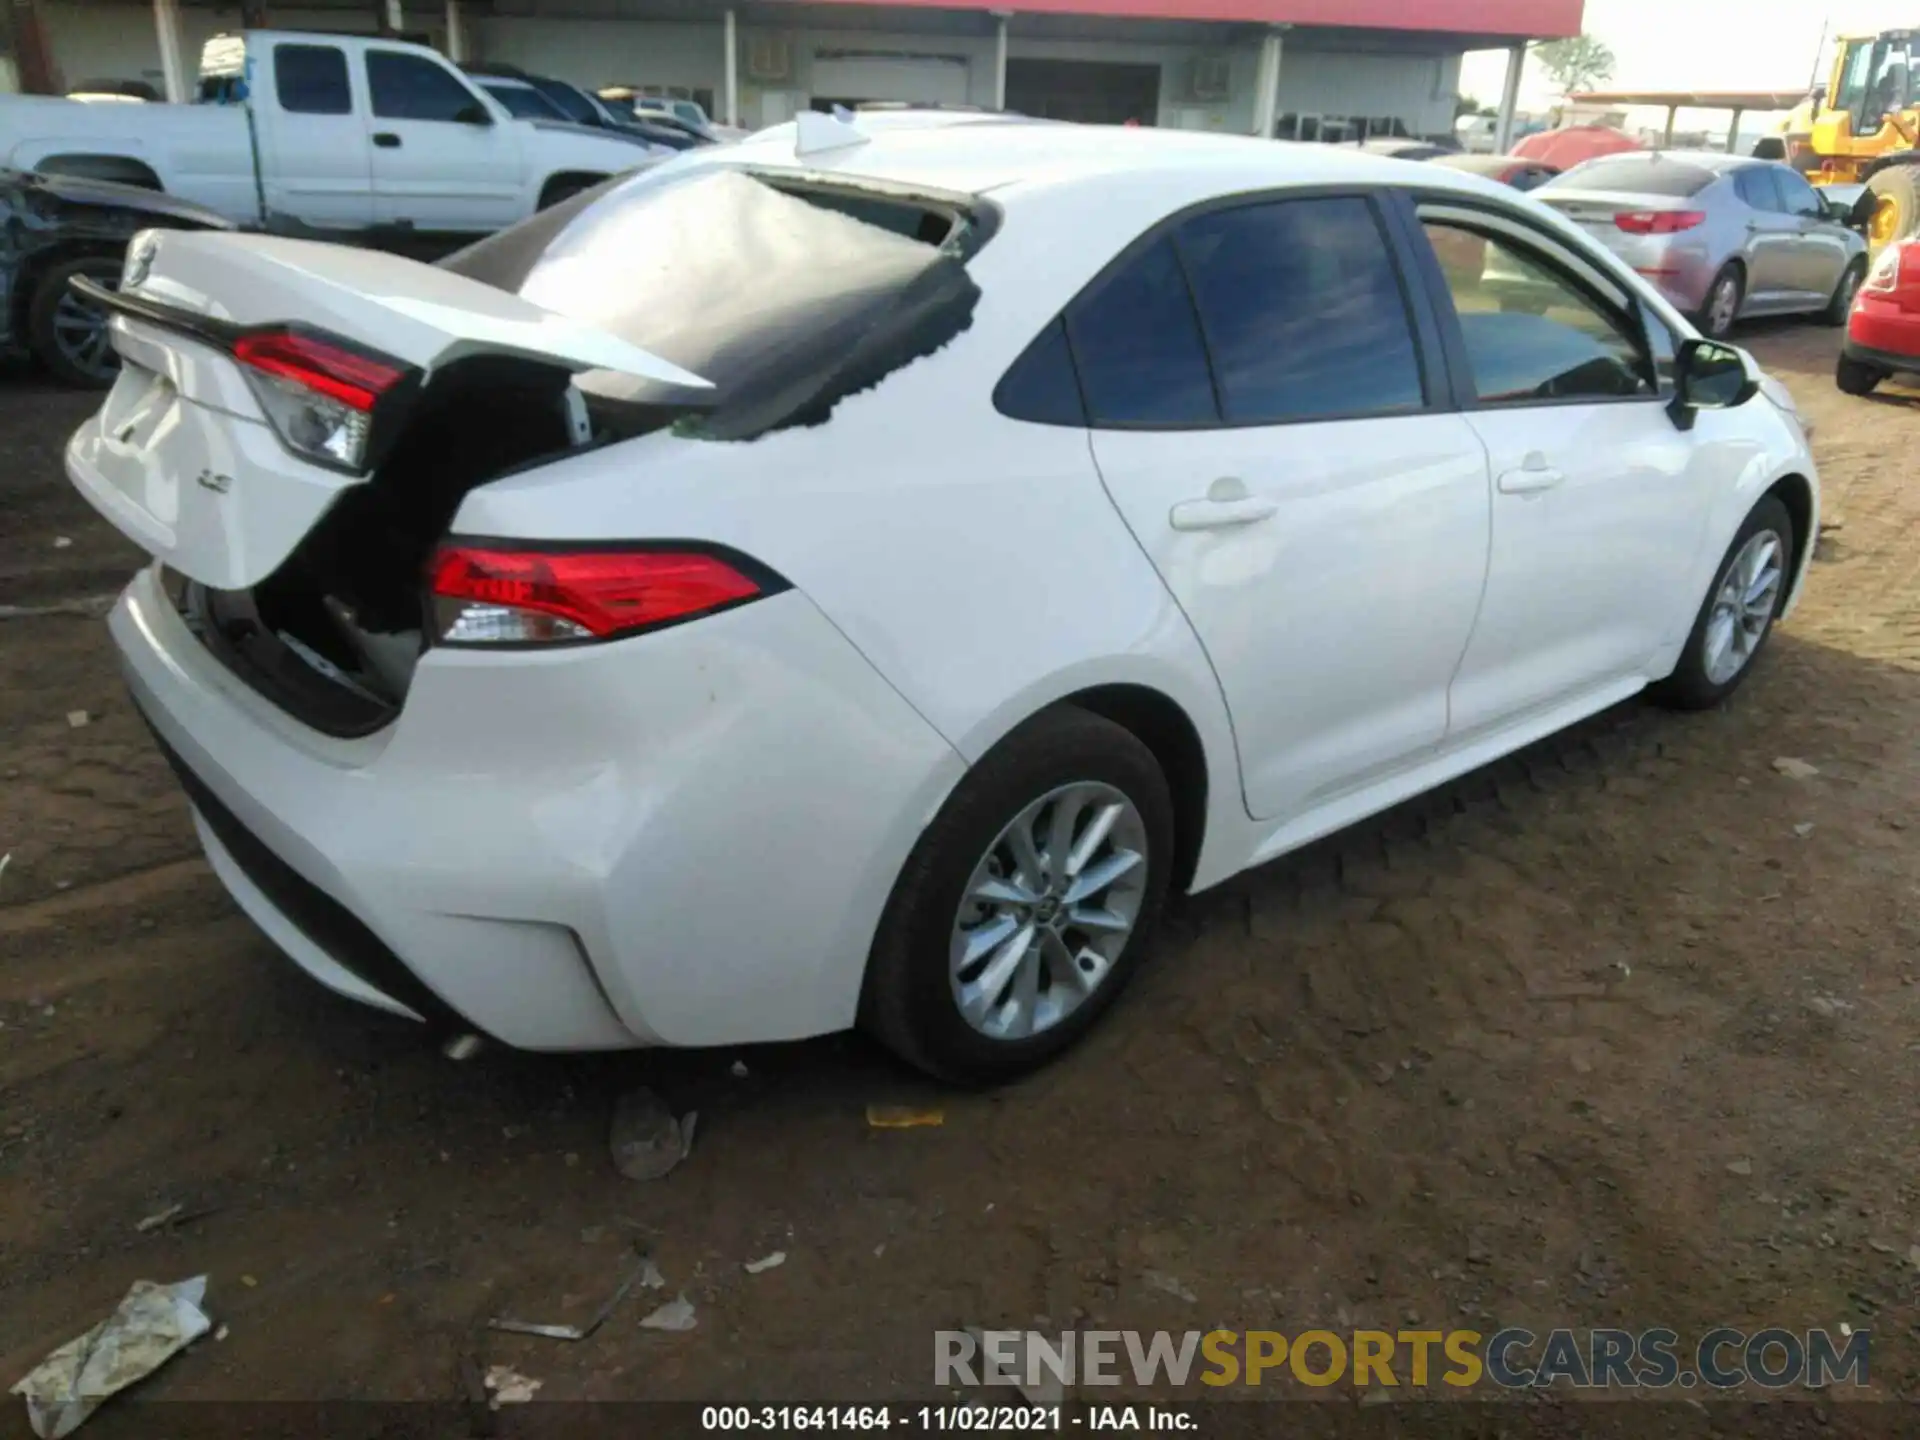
257;41;374;229
1731;165;1800;307
1081;194;1493;823
363;48;521;232
1410;202;1728;742
1771;164;1855;301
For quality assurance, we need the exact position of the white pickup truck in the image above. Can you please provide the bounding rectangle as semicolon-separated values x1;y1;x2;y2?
0;31;664;237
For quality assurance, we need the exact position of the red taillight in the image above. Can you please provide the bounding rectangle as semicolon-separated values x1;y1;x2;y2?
428;545;769;645
231;328;405;411
1864;243;1906;294
230;327;411;472
1614;210;1706;234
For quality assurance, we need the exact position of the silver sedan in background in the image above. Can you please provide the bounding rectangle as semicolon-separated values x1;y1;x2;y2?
1502;152;1867;339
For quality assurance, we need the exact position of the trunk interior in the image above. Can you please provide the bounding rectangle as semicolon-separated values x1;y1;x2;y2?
173;356;583;736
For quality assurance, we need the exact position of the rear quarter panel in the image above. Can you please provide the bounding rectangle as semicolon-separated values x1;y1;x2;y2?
455;175;1255;890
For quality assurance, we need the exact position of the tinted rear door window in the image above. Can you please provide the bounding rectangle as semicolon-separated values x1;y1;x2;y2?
276;44;351;115
1065;235;1217;427
368;51;481;122
1734;167;1786;211
1174;196;1424;424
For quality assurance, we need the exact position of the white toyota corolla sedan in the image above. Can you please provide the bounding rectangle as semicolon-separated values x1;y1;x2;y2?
69;112;1817;1083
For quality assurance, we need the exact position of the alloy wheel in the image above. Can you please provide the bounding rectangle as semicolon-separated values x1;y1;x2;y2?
1702;529;1785;686
1707;275;1740;337
949;782;1148;1041
51;268;121;384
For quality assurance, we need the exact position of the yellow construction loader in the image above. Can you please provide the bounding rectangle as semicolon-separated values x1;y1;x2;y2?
1777;29;1919;254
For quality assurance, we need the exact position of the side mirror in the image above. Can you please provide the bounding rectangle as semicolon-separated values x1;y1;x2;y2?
453;103;493;126
1823;195;1855;222
1669;338;1758;428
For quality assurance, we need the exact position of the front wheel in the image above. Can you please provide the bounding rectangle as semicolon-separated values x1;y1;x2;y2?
861;707;1173;1085
1822;257;1867;325
1651;496;1794;711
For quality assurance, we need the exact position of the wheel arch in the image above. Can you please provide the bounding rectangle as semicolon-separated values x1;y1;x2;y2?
1765;471;1817;608
537;170;609;209
34;154;164;190
1060;683;1209;897
1859;150;1920;183
13;242;123;341
942;656;1246;899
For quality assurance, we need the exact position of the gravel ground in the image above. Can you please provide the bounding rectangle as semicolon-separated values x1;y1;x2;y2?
0;324;1916;1429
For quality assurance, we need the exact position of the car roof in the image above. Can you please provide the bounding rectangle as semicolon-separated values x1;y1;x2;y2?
723;115;1522;206
1592;149;1762;174
1430;153;1545;175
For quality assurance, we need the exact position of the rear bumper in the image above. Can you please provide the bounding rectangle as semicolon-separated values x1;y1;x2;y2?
1845;301;1920;370
113;564;965;1050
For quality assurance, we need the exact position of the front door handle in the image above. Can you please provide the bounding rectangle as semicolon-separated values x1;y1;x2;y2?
373;132;402;148
1170;477;1277;531
1497;453;1566;495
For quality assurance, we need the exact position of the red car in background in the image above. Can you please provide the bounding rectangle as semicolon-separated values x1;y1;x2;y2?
1427;152;1563;192
1837;239;1920;395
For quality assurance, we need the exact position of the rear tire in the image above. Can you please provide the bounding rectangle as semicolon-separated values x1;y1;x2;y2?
1821;257;1867;325
1696;264;1744;340
27;254;124;389
1651;496;1794;711
1835;354;1886;395
861;706;1173;1086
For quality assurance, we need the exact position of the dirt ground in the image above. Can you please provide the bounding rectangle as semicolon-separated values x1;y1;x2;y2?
2;324;1917;1425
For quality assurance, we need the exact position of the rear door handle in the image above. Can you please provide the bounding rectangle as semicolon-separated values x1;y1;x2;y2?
1497;455;1566;495
1170;477;1276;531
373;132;402;148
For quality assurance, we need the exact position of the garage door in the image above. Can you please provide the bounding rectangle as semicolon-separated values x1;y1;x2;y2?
810;53;969;108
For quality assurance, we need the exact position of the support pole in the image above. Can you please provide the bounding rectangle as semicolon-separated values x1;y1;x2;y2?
1726;105;1742;152
445;0;466;60
154;0;188;104
1663;103;1677;147
8;0;60;95
992;11;1008;112
1250;26;1284;138
1493;40;1524;153
723;7;738;128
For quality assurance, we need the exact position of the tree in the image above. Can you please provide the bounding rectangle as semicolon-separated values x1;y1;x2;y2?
1533;35;1617;98
1453;93;1484;121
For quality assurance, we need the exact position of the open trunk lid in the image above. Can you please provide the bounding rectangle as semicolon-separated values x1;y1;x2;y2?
66;229;712;591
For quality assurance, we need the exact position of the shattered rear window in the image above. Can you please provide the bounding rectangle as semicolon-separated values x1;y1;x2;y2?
440;165;988;441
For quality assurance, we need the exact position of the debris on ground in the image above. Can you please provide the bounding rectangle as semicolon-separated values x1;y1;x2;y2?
1142;1270;1197;1303
639;1295;697;1332
483;1365;541;1408
640;1257;666;1290
10;1275;211;1438
729;1060;750;1079
866;1105;944;1129
64;711;89;730
1910;1245;1920;1271
441;1034;483;1062
1793;822;1816;838
0;853;10;886
133;1204;183;1234
213;1325;229;1342
0;595;117;621
52;537;72;549
487;1253;650;1342
609;1088;697;1181
743;1251;786;1275
1727;1158;1754;1177
1772;757;1820;780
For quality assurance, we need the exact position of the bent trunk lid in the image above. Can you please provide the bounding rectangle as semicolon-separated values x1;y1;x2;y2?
67;229;710;590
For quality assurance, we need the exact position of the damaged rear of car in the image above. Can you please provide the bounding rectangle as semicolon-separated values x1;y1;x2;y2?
0;167;231;386
70;159;992;1050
